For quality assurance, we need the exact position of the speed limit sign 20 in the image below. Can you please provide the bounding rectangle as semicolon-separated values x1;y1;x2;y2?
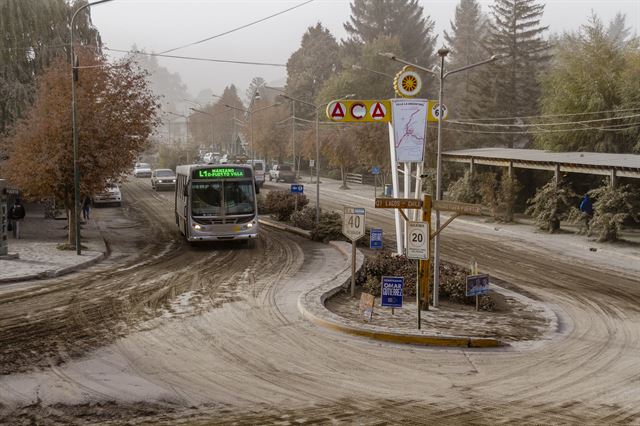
407;221;430;260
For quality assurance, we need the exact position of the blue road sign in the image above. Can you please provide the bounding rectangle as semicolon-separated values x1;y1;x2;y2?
381;276;404;308
290;184;304;194
466;274;490;296
370;228;383;249
372;166;381;175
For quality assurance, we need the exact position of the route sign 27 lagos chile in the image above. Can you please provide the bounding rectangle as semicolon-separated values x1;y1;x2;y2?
391;100;428;163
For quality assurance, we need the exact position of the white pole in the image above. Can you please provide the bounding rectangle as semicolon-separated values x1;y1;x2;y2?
403;162;410;249
388;122;403;255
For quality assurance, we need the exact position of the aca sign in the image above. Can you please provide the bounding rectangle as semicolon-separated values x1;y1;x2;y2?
326;100;391;122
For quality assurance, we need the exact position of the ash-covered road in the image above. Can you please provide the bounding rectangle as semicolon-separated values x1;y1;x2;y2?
1;178;639;425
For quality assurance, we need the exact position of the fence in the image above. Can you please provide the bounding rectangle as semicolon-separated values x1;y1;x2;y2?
345;173;363;185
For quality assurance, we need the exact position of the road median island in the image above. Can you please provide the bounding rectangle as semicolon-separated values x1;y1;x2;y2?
298;241;560;349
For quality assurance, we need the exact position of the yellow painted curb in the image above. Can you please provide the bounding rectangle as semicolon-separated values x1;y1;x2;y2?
300;299;504;348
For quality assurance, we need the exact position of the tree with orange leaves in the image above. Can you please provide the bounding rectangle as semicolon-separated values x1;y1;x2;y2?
3;50;160;247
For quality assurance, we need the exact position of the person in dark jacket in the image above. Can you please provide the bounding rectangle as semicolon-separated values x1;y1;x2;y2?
9;198;26;239
579;193;593;230
82;195;92;220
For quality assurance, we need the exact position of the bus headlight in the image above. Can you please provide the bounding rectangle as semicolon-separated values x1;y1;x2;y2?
242;221;255;230
193;223;202;230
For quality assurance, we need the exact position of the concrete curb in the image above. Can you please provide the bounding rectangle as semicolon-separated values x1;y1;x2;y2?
258;217;313;239
0;251;106;284
298;241;505;349
258;216;504;348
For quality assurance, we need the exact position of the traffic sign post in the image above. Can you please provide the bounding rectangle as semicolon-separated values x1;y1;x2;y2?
406;222;429;260
343;207;366;297
370;228;383;249
291;184;304;211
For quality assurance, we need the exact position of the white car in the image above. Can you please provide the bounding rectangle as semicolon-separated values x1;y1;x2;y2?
94;182;122;206
133;162;152;178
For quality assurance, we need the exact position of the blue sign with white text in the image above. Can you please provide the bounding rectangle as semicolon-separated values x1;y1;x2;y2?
381;276;404;308
370;228;383;249
372;166;381;175
466;274;490;296
290;184;304;194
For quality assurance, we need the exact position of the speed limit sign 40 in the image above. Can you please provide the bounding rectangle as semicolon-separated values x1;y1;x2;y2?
343;207;366;241
407;221;429;260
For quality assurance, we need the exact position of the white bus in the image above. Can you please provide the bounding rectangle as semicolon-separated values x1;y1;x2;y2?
175;164;259;243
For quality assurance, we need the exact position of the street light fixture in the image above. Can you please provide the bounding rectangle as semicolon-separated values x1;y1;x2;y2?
263;86;355;224
223;102;281;163
70;0;115;255
189;107;216;157
380;48;499;307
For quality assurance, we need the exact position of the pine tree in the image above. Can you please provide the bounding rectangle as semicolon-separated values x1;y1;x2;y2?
0;0;101;136
443;0;489;148
344;0;437;64
473;0;550;148
286;23;341;120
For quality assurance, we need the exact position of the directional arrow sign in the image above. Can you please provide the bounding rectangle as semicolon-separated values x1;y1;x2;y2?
375;198;423;209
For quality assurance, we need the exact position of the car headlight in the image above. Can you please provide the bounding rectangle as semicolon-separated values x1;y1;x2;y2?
193;223;202;230
172;179;176;183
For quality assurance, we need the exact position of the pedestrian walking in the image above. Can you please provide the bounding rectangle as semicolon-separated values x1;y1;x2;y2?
8;198;26;239
579;193;593;230
82;195;92;220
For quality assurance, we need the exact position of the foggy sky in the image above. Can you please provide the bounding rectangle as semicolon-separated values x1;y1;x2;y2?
90;0;640;105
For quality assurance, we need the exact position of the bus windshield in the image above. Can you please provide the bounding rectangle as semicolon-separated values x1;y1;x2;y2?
224;181;255;215
191;180;254;216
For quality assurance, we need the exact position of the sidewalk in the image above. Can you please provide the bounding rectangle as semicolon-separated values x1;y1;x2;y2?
0;203;107;283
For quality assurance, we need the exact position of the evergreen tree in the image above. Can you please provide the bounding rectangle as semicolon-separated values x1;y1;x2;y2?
0;0;101;136
473;0;550;148
536;14;639;153
443;0;489;148
344;0;437;64
286;23;341;120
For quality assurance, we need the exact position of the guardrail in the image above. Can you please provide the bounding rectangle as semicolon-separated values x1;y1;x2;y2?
345;173;363;185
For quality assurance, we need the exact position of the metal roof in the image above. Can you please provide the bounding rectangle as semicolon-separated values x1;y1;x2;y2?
443;148;640;179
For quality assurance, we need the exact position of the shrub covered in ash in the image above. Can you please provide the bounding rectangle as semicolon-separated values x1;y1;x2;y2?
262;190;308;221
257;193;271;215
526;176;577;233
290;206;316;230
574;182;640;242
356;252;495;310
310;211;344;242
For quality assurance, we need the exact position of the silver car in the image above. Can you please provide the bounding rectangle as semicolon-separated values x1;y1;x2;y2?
133;162;152;178
151;169;176;191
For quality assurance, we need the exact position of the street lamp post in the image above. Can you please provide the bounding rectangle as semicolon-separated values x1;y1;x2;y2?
70;0;114;255
380;49;498;307
189;108;216;156
263;87;355;224
223;102;281;163
167;112;189;162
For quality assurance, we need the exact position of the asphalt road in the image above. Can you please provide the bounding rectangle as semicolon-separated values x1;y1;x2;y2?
1;178;639;424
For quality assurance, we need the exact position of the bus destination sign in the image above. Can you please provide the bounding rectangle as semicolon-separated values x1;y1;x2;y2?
193;167;251;179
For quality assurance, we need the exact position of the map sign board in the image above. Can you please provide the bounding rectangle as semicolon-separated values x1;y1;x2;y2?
342;207;366;241
391;99;428;162
406;222;429;260
370;228;383;249
466;274;490;296
381;276;404;308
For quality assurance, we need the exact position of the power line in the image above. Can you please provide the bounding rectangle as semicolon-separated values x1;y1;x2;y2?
455;105;640;122
448;112;640;128
105;48;286;67
443;122;640;135
158;0;315;55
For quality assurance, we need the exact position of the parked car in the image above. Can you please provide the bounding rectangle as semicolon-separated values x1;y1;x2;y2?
247;160;266;188
269;164;296;183
133;162;152;178
151;169;176;191
94;182;122;207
